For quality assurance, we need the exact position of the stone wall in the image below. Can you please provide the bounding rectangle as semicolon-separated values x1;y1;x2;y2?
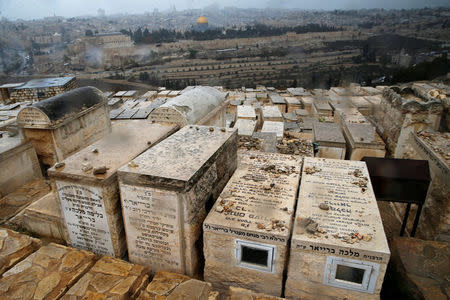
373;87;443;157
402;132;450;242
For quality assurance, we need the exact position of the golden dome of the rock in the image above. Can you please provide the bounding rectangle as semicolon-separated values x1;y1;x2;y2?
197;16;208;24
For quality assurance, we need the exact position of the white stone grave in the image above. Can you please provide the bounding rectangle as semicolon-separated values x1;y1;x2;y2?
118;126;237;277
48;121;177;257
204;151;302;297
285;157;390;300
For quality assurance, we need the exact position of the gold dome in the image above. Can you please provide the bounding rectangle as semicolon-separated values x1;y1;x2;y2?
197;16;208;24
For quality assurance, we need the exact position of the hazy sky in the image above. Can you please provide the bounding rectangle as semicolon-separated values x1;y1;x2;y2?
1;0;449;20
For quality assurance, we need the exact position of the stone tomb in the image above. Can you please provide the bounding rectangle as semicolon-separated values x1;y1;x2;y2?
17;86;111;167
313;122;346;159
0;228;41;275
234;118;257;137
334;108;368;127
312;100;333;117
300;97;314;114
262;106;283;122
137;271;216;299
342;123;386;161
48;121;177;257
118;126;237;277
204;151;302;297
0;179;51;225
261;121;284;140
0;134;42;197
269;94;286;114
284;97;302;113
237;105;257;120
62;256;149;299
22;192;66;242
285;158;390;300
0;243;96;300
350;96;372;116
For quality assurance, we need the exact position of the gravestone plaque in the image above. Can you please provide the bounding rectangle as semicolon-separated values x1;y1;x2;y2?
48;121;177;257
118;126;237;276
285;157;390;300
204;151;302;297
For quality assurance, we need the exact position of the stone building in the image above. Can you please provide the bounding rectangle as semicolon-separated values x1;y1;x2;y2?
8;77;77;103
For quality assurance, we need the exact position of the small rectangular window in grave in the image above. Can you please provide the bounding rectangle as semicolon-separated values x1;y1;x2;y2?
323;256;380;294
235;240;275;273
335;264;365;284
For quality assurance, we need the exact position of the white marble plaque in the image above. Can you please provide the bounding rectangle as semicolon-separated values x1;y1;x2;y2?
56;181;114;256
120;183;183;273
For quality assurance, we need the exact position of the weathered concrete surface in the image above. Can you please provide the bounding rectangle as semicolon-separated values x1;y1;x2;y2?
0;243;96;300
0;179;51;225
62;256;149;299
0;228;41;275
137;271;214;300
382;237;450;300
